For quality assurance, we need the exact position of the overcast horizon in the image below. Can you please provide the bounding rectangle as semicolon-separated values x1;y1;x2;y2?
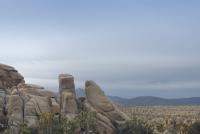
0;1;200;98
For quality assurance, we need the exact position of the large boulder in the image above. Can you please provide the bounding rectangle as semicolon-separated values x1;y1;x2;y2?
8;84;56;129
24;95;51;128
85;80;129;124
85;81;114;112
0;64;25;89
78;98;116;134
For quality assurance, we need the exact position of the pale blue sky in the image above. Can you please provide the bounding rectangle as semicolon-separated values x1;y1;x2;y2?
0;0;200;98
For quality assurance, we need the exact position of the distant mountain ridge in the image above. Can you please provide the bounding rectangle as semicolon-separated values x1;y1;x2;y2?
75;89;200;106
109;96;200;106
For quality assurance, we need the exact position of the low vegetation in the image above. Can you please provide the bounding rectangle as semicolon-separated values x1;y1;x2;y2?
118;116;153;134
120;105;200;134
3;110;200;134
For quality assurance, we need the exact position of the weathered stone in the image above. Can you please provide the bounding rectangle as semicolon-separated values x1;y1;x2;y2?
85;80;114;112
0;89;8;132
59;74;78;118
18;83;44;89
0;63;25;89
61;91;78;114
85;80;129;124
12;84;55;98
24;116;38;128
96;120;115;134
24;97;36;116
59;74;75;94
2;63;130;134
8;95;23;122
32;95;51;115
81;99;116;134
51;97;60;114
0;89;6;114
8;84;54;130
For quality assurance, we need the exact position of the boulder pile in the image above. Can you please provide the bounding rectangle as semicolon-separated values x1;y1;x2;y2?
0;63;129;134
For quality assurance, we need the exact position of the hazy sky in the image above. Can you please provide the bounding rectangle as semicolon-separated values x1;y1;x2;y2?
0;0;200;98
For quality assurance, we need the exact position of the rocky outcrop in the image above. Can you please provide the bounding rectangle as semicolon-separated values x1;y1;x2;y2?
0;63;25;132
0;64;129;134
8;84;59;133
58;75;129;134
0;64;59;133
59;74;80;133
0;64;24;89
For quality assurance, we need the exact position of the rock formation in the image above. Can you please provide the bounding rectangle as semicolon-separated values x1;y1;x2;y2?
0;63;25;132
0;64;24;89
8;84;58;133
0;63;129;134
84;80;129;134
59;74;78;119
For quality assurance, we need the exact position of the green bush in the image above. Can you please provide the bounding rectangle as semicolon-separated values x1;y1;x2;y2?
118;117;153;134
188;122;200;134
18;123;31;134
3;129;9;134
78;111;97;134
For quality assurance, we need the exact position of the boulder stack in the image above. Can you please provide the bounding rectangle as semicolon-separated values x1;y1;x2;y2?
0;64;129;134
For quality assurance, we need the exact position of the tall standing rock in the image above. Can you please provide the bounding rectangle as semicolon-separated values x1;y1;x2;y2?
0;64;25;89
59;74;78;118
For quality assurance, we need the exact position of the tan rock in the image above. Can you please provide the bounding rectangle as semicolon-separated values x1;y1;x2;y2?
12;84;55;98
82;100;116;134
59;74;75;94
85;80;114;112
61;91;78;115
31;95;51;115
8;85;53;129
8;94;23;121
0;88;8;129
0;89;6;115
24;116;38;128
85;80;129;124
0;63;25;89
59;74;78;118
96;120;115;134
51;97;60;114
